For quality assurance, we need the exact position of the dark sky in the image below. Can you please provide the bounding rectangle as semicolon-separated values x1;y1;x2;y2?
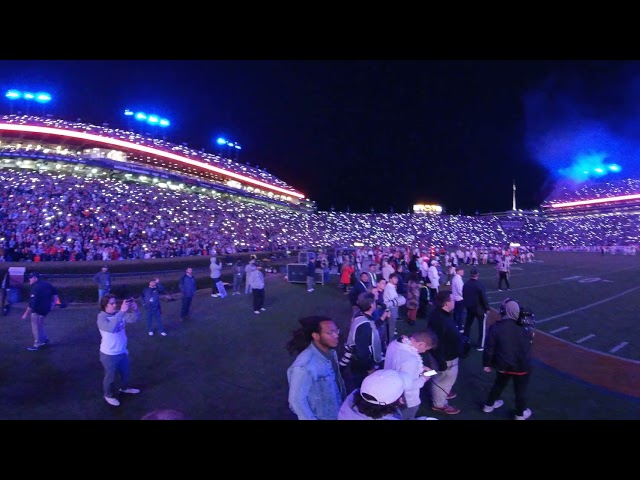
2;60;638;214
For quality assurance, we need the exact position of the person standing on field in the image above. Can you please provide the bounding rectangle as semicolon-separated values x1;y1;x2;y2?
93;265;111;303
178;267;197;322
22;272;58;351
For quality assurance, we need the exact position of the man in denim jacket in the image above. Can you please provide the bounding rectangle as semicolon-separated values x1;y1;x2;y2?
286;315;346;420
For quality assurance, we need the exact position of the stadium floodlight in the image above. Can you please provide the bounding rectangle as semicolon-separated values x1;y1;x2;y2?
4;89;52;114
608;164;621;172
215;137;241;160
5;90;21;100
35;92;52;103
124;109;171;140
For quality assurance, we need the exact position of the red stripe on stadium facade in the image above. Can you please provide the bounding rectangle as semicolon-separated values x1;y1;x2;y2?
0;122;306;200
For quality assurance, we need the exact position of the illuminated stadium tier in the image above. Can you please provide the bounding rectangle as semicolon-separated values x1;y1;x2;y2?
542;178;640;218
0;115;313;211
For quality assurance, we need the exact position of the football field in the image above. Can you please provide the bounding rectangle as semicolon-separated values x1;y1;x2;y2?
0;250;638;420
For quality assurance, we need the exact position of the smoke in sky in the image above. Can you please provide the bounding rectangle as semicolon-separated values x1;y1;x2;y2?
523;61;640;190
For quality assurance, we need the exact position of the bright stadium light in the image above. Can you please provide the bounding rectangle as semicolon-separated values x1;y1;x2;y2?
35;92;52;103
4;89;52;114
5;90;21;100
124;109;171;140
215;136;241;160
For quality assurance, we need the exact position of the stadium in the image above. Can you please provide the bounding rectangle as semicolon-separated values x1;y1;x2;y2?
1;112;639;420
2;114;640;258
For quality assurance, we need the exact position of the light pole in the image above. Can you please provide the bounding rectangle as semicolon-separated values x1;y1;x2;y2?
125;109;170;141
5;89;51;115
215;137;241;161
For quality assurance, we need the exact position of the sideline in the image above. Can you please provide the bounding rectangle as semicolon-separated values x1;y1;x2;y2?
534;330;640;398
535;285;640;325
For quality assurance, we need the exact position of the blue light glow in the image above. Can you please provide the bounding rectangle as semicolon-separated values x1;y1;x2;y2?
5;90;21;100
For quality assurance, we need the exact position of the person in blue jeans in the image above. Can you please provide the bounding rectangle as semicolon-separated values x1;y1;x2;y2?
232;260;244;295
178;267;197;321
142;277;166;336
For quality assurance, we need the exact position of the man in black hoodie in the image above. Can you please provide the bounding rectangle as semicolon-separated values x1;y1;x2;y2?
462;268;490;351
482;298;535;420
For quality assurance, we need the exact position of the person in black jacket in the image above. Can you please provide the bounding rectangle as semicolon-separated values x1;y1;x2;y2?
142;277;166;336
178;267;197;322
349;271;370;313
427;290;463;415
22;272;58;351
482;299;535;420
462;268;490;351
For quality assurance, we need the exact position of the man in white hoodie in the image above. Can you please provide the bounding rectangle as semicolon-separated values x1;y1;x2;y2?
384;330;438;419
427;260;440;303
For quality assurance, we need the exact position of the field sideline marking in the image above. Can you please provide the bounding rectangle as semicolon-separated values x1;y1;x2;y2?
535;330;640;366
550;326;569;333
610;342;628;353
536;285;640;325
576;334;596;344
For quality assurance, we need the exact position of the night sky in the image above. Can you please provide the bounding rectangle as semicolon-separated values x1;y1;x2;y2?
2;60;639;214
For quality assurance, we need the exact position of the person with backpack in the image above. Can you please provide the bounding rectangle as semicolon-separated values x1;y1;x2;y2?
341;291;388;392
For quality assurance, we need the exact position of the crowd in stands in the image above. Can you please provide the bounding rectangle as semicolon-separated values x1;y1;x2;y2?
1;116;640;260
0;115;301;198
543;178;640;204
1;166;639;263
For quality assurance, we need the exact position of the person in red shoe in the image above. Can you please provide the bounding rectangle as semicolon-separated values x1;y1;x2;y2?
427;290;464;415
97;294;141;407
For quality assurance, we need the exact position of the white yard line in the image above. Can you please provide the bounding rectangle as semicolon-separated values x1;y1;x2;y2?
610;342;629;354
536;285;640;325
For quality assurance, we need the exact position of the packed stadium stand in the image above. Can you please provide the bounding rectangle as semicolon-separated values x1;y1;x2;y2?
1;115;639;260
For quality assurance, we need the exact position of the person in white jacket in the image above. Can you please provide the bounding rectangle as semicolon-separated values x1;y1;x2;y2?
427;260;440;303
209;256;223;297
383;329;438;419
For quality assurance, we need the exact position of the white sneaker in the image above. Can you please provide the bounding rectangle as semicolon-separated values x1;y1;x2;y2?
415;416;439;420
160;331;167;336
482;399;504;413
119;388;140;394
254;310;260;314
148;331;154;336
307;289;314;292
104;396;120;406
515;408;532;420
260;308;266;311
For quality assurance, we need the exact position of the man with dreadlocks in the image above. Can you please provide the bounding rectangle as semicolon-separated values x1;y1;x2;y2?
286;315;346;420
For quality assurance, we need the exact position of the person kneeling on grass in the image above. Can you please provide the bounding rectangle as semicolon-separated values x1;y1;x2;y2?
97;294;141;407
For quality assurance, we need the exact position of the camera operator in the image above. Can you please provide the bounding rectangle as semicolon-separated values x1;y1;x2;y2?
482;298;535;420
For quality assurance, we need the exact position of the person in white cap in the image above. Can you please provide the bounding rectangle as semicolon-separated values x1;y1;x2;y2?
338;369;437;420
384;329;438;419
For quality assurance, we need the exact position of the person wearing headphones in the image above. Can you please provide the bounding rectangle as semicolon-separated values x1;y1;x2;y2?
482;298;535;420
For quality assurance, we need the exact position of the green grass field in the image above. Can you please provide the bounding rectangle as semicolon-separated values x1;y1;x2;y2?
0;250;638;420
